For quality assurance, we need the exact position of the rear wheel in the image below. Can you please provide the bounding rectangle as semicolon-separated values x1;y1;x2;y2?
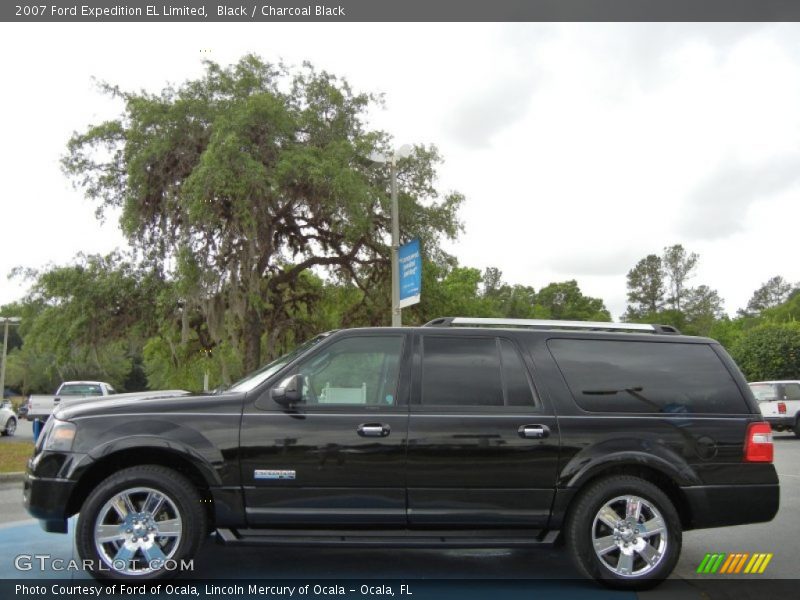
793;417;800;438
565;475;681;590
76;465;206;580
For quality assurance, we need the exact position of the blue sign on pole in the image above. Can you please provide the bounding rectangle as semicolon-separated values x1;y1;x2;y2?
399;239;422;308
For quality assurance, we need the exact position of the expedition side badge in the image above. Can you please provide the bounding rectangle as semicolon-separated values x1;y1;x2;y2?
254;469;296;480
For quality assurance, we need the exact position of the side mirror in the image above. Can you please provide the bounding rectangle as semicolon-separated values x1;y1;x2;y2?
271;374;304;406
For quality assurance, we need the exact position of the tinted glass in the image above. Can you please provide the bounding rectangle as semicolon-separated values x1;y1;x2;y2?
749;384;779;402
228;334;329;393
59;384;102;396
784;383;800;400
422;336;503;406
500;339;536;407
548;339;748;414
294;336;403;406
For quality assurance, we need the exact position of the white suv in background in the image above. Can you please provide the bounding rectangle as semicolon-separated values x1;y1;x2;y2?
749;381;800;437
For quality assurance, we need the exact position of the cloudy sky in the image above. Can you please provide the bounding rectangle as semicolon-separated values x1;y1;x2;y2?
1;22;799;319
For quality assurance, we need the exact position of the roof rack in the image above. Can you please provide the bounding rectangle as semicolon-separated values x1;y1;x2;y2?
422;317;681;335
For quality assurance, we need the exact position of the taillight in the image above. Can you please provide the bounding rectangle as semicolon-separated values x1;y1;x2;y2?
744;422;773;463
777;402;787;414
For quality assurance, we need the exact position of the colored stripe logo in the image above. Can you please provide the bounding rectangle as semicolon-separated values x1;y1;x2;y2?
696;553;773;574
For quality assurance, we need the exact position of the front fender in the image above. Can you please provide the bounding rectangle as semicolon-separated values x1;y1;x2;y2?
68;416;238;486
76;436;224;487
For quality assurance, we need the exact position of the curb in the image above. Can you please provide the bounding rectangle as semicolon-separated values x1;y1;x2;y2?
0;472;25;483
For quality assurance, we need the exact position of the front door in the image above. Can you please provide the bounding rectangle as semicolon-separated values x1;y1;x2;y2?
240;332;410;527
407;332;560;527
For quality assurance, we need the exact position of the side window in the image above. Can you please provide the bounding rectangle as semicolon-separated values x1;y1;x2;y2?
548;339;749;414
294;336;403;406
750;384;778;402
784;383;800;400
421;336;536;407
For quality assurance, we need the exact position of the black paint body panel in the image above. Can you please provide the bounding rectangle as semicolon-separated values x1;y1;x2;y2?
24;327;779;536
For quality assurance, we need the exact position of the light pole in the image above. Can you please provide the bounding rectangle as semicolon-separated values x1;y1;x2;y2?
0;317;21;400
369;145;412;327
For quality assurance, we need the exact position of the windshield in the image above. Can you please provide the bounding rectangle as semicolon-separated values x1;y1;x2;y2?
749;384;778;402
224;333;332;393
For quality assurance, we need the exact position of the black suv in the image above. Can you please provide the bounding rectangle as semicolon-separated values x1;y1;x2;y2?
23;317;779;588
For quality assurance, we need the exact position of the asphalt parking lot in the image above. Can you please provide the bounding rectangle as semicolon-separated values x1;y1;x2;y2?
0;416;32;443
1;431;798;598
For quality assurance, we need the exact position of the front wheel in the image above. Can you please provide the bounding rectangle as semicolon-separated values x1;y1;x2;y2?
76;465;206;580
2;417;15;436
564;475;682;590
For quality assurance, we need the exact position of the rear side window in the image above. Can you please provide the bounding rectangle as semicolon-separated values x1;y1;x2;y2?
784;383;800;400
548;339;748;414
421;336;536;407
749;384;779;402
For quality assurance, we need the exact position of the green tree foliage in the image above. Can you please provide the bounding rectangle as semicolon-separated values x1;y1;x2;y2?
5;253;162;393
536;280;611;321
479;267;539;319
741;276;796;317
492;284;540;319
404;267;610;324
662;244;698;312
707;317;747;350
407;264;495;320
63;55;463;371
624;245;723;336
682;285;725;336
624;254;665;320
731;323;800;381
761;290;800;324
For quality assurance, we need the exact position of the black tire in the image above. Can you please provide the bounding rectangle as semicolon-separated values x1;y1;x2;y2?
564;475;682;590
76;465;206;581
2;417;15;436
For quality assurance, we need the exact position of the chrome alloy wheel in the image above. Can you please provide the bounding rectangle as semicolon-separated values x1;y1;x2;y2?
93;487;183;576
5;418;15;435
591;494;668;578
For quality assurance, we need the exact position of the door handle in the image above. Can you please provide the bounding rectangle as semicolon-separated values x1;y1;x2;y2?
518;424;549;439
358;423;391;437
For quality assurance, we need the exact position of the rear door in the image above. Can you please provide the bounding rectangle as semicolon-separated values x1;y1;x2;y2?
406;331;560;527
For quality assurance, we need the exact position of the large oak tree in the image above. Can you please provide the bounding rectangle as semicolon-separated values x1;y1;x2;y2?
63;56;463;371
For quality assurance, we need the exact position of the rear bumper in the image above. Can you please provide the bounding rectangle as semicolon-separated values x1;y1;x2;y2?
683;483;779;529
26;412;51;422
764;416;795;430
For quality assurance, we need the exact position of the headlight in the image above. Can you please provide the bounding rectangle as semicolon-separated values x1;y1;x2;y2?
43;419;77;452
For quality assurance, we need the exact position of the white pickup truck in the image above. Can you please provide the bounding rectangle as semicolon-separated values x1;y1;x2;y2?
26;380;116;421
749;380;800;438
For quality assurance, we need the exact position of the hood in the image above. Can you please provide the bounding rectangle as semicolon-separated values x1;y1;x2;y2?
54;389;195;419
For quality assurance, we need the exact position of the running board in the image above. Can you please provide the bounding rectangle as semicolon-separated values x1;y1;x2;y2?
216;528;560;548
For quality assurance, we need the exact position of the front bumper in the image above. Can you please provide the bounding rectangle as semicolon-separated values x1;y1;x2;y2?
23;469;75;534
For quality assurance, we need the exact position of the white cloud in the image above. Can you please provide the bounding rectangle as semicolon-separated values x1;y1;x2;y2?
2;22;800;322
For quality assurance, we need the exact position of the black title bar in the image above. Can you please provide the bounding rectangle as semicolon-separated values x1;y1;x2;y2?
4;0;800;22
